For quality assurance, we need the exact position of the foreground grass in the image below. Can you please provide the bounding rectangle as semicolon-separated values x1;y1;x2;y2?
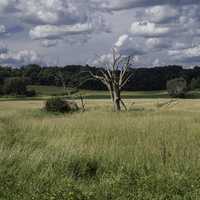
1;99;200;199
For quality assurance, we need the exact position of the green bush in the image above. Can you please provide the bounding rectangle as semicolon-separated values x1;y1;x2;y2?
190;77;200;90
3;77;27;95
25;89;36;97
167;77;187;98
45;97;79;113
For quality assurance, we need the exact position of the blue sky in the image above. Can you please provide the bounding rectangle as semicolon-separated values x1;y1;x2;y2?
0;0;200;67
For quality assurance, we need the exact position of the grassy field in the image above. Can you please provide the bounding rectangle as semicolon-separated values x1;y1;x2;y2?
0;85;199;101
28;85;170;99
1;99;200;199
28;85;200;100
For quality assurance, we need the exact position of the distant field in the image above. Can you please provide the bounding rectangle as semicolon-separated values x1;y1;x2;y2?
28;85;169;99
1;99;200;199
0;85;200;101
28;85;200;99
28;85;66;96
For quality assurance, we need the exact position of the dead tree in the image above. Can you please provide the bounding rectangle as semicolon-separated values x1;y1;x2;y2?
90;49;134;111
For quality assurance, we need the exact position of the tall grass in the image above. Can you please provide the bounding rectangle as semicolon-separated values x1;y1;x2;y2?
1;100;200;199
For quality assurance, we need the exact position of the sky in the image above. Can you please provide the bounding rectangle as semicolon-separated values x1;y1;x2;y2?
0;0;200;67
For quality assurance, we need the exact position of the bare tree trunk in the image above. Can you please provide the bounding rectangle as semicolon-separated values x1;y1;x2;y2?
113;85;121;111
80;95;85;112
120;99;127;111
114;97;121;111
107;85;115;110
89;49;134;112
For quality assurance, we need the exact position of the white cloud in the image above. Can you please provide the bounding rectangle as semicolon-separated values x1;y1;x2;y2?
152;58;160;66
0;0;110;46
172;42;193;50
1;0;200;66
115;34;129;47
0;48;44;66
115;34;146;55
145;38;171;50
100;0;199;11
92;53;113;66
130;21;171;37
0;25;6;34
30;24;94;40
41;39;59;47
16;0;89;25
0;0;16;13
144;5;179;23
168;45;200;63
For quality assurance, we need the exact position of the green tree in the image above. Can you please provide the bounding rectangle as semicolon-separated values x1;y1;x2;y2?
190;77;200;90
167;77;187;98
3;77;28;95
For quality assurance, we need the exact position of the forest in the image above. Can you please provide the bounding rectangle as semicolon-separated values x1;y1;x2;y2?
1;64;200;91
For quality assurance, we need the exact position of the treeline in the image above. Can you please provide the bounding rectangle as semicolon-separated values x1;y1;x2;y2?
0;64;200;91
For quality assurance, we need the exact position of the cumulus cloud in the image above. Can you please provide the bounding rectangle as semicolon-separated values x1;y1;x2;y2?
168;45;200;63
1;0;200;66
101;0;199;11
92;53;113;66
115;34;129;47
0;48;44;66
130;21;171;37
16;0;91;25
111;2;200;66
0;25;6;34
30;24;94;40
41;39;59;48
172;42;193;50
0;0;110;46
0;0;17;14
145;38;171;50
144;5;180;23
115;34;146;55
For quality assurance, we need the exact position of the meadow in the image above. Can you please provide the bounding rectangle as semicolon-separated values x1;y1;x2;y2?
1;98;200;199
27;85;200;100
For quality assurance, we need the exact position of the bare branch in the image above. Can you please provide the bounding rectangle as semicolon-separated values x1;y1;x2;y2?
99;69;111;83
119;56;134;87
89;71;111;90
120;99;127;111
120;73;134;90
89;49;135;111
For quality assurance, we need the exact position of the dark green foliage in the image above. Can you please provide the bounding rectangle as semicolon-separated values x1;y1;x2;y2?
45;97;79;113
25;89;36;97
190;77;200;90
167;77;188;98
2;77;36;96
2;65;200;91
3;77;28;95
0;84;3;95
67;157;100;180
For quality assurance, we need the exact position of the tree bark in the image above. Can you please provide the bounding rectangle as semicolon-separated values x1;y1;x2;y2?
113;85;121;111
